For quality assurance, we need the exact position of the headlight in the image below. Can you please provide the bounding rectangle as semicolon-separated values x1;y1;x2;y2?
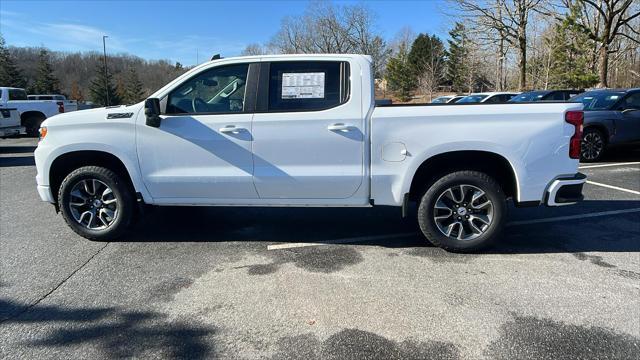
39;126;48;140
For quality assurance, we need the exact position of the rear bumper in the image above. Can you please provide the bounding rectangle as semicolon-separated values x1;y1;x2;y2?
545;173;586;206
0;126;26;137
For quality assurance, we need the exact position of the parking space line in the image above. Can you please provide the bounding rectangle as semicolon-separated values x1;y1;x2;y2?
507;207;640;226
579;162;640;169
267;232;417;250
585;180;640;195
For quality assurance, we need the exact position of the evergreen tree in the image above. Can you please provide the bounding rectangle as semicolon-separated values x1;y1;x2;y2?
547;7;598;89
89;64;121;106
115;75;128;103
125;67;145;103
385;43;415;102
0;34;26;88
408;34;445;79
446;23;469;93
33;48;60;94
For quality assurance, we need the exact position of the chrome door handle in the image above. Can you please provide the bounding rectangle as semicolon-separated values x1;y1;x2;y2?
328;123;351;132
219;125;245;134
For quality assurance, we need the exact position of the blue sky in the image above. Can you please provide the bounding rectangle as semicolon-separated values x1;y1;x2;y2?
0;0;452;66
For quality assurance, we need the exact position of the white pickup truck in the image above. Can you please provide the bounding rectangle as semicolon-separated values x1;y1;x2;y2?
34;54;586;251
0;87;75;136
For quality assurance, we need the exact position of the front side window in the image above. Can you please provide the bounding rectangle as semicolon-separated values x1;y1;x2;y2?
268;61;350;112
484;95;501;103
167;64;249;114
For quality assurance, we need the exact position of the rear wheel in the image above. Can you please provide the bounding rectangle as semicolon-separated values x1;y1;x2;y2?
417;171;506;252
581;128;606;162
23;114;46;137
58;166;135;241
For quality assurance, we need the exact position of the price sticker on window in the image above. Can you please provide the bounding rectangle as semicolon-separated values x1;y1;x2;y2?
281;72;325;99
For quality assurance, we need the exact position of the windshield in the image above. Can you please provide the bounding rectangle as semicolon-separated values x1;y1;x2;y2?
457;95;488;103
431;97;451;104
509;91;547;102
570;91;624;110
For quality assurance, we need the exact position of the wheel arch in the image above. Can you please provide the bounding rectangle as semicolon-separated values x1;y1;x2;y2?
20;110;47;123
49;150;138;204
407;150;519;202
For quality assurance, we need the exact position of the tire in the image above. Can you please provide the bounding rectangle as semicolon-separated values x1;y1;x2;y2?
58;166;135;241
581;128;606;163
417;170;506;252
23;114;46;137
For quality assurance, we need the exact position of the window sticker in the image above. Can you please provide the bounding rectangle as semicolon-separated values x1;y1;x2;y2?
281;72;325;99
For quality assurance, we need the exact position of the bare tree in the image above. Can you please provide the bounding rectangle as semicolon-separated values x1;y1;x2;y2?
241;44;266;56
553;0;640;87
416;47;447;102
453;0;543;90
269;1;390;77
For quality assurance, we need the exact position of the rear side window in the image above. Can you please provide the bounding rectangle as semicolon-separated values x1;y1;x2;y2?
8;89;27;100
267;61;350;112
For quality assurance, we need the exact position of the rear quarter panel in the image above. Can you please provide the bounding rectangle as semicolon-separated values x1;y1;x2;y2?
371;103;583;206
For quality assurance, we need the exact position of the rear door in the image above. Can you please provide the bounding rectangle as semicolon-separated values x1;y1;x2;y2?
251;60;364;199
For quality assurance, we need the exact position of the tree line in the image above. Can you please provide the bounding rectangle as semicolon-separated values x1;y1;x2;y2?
2;1;638;105
0;34;186;106
242;0;639;101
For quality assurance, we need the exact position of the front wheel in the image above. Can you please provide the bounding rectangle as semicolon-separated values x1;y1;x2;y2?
417;171;506;252
58;166;135;241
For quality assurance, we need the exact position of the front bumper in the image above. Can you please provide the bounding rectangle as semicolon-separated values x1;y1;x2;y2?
37;185;55;203
545;173;586;206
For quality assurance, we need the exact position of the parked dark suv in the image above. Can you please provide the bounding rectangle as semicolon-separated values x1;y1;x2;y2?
570;88;640;162
509;89;583;102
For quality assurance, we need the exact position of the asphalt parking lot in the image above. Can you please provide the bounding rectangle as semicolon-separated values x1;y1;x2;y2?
1;137;639;359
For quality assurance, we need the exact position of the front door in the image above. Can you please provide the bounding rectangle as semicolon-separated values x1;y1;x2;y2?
137;63;258;201
617;93;640;143
251;60;364;199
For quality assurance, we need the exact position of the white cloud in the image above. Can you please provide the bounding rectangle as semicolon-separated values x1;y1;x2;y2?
1;11;247;65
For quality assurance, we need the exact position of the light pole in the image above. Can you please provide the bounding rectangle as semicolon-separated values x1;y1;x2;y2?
102;35;109;106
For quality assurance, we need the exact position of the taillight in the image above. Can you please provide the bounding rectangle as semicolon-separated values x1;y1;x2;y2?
565;111;583;159
57;101;64;113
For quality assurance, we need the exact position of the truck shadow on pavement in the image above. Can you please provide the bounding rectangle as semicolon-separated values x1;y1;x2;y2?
0;298;216;359
122;200;640;254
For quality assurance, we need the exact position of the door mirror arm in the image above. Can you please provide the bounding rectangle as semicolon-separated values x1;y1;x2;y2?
145;98;162;127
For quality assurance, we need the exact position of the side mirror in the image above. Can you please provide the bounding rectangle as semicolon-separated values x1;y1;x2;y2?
145;98;161;127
